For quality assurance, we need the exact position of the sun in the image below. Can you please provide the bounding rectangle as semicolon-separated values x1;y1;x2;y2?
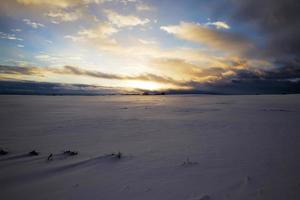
125;80;165;91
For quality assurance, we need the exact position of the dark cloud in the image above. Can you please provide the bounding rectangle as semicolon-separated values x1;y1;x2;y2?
220;58;300;81
0;65;37;75
183;0;300;94
176;64;300;94
149;57;300;94
236;66;300;81
0;80;122;95
61;65;124;80
227;0;300;59
62;66;179;85
179;79;300;95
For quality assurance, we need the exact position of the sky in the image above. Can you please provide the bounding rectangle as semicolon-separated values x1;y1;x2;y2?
0;0;299;94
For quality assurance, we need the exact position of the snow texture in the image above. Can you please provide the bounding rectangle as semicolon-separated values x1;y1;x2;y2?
0;94;300;200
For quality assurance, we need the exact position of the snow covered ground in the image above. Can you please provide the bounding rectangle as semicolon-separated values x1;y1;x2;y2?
0;94;300;200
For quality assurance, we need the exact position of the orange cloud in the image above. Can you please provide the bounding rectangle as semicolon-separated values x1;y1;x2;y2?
161;22;255;54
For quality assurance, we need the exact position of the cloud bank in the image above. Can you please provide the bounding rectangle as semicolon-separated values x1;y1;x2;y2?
1;64;299;94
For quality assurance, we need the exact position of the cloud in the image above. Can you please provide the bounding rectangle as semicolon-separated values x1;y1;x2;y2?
1;0;298;94
17;0;108;8
45;9;83;22
11;29;22;32
55;66;182;85
104;10;150;27
64;31;238;68
0;80;121;95
17;0;77;8
161;22;254;54
0;0;108;25
64;35;82;42
0;65;181;86
19;0;82;8
78;23;118;38
205;21;230;29
0;32;23;41
150;58;204;81
149;58;249;83
138;39;157;45
150;57;300;92
35;54;51;60
198;0;300;93
65;22;119;49
169;79;300;95
1;64;299;94
119;0;137;5
217;0;300;60
0;58;266;86
238;61;300;81
136;3;155;11
168;62;300;94
0;65;38;75
23;19;45;28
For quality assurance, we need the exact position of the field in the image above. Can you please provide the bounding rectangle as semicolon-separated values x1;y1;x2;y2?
1;94;300;200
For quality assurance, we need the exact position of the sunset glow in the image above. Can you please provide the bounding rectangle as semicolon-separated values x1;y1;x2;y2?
0;0;299;94
126;80;166;91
